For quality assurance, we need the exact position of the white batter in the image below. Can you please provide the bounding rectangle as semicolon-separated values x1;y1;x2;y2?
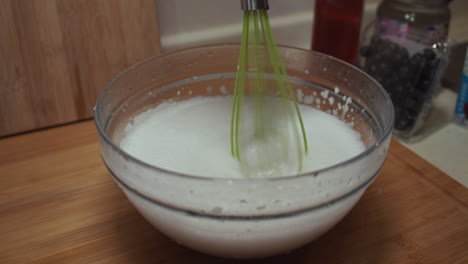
116;95;371;258
120;96;365;177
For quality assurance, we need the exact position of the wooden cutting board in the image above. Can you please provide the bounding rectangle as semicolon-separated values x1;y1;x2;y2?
0;0;161;137
0;120;467;263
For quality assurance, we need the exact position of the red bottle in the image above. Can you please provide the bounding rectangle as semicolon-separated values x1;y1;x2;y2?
312;0;364;64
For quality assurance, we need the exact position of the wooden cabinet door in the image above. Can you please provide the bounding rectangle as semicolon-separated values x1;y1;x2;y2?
0;0;161;137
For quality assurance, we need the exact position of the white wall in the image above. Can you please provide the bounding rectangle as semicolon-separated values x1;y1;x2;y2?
156;0;467;52
157;0;316;51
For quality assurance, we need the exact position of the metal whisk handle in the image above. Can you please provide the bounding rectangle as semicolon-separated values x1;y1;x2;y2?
241;0;269;10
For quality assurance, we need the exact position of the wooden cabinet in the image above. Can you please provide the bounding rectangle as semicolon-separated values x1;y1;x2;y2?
0;0;161;137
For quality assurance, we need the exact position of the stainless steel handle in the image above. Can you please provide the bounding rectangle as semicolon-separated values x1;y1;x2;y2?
241;0;269;10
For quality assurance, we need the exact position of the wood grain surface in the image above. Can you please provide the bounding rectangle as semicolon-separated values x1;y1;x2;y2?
0;0;161;137
0;120;467;263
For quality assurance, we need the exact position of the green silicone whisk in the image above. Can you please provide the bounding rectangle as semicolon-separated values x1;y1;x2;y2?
230;0;308;177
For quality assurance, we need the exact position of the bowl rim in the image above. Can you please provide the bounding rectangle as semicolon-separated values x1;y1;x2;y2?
94;43;394;183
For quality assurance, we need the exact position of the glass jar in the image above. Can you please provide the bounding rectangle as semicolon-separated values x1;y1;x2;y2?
360;0;451;140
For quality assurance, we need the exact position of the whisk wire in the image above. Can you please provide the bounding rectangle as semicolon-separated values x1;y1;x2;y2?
252;11;267;139
231;8;309;176
260;11;308;152
230;11;250;159
259;10;308;172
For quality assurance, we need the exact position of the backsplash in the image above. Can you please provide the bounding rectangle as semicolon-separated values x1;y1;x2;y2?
157;0;467;52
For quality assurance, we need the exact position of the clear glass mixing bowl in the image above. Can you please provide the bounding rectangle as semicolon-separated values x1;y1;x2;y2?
94;44;393;259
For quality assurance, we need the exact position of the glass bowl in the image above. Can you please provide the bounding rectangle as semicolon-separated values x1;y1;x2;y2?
94;44;393;259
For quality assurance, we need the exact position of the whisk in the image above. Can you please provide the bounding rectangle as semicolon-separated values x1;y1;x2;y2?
230;0;308;177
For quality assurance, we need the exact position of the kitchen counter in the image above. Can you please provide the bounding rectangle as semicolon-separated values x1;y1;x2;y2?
399;88;468;187
1;120;467;263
